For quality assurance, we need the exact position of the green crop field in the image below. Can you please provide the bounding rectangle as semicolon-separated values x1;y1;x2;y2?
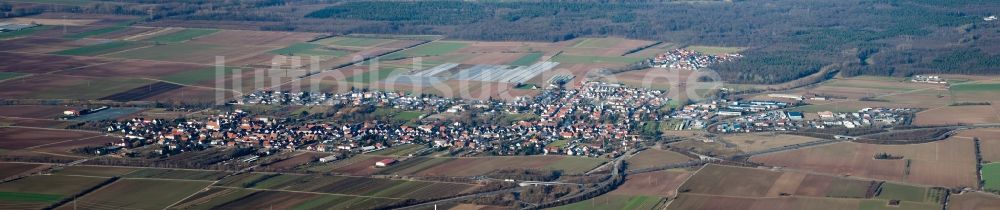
572;38;620;48
382;41;467;59
160;66;240;86
876;182;928;203
510;52;543;66
685;45;745;55
345;67;400;84
394;111;423;121
144;28;219;43
52;41;148;56
551;54;644;64
0;175;108;200
0;72;26;81
0;192;62;203
104;42;226;61
64;26;127;39
552;194;665;210
951;83;1000;92
0;25;54;40
316;37;394;47
548;139;570;147
823;178;871;198
270;43;351;56
983;163;1000;191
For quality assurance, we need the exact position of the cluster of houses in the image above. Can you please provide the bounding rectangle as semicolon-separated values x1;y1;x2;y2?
103;81;670;159
525;82;669;156
911;75;947;84
714;108;917;133
238;90;456;111
106;110;320;156
0;22;37;32
649;49;742;70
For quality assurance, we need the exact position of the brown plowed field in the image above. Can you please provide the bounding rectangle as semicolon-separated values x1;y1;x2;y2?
0;52;111;74
191;30;322;47
0;37;91;53
914;105;1000;126
680;164;876;198
751;138;978;188
954;128;1000;162
100;82;183;101
0;163;46;180
0;127;99;150
0;117;76;128
61;60;207;78
31;135;118;156
612;170;692;198
948;191;1000;210
666;194;863;210
0;105;76;119
145;86;233;104
326;155;386;176
721;133;823;153
626;149;693;170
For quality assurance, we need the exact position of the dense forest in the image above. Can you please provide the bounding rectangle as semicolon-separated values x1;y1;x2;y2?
6;0;999;84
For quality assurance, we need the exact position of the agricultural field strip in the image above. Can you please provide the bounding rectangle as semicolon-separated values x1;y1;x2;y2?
0;125;106;135
30;151;86;159
86;42;158;57
55;173;218;183
2;53;120;75
252;168;484;186
665;165;946;209
755;165;947;189
258;37;443;93
54;178;216;210
51;164;229;178
11;57;245;94
161;180;220;210
122;27;175;41
0;73;32;82
211;186;401;200
0;73;219;100
781;84;945;113
20;135;108;150
674;192;877;200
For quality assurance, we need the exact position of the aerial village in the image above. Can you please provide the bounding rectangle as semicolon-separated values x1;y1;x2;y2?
649;48;743;70
95;78;920;166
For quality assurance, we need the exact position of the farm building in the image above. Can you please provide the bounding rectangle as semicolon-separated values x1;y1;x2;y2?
375;158;397;167
0;23;38;32
319;155;338;163
787;112;803;120
767;93;804;100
